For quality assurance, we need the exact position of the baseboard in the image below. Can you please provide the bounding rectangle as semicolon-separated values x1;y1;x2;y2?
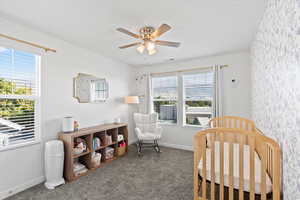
128;140;138;146
0;176;45;200
160;142;193;151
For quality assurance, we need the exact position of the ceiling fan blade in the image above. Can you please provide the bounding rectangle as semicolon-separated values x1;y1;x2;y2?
152;24;172;38
116;28;140;39
155;40;180;47
119;42;141;49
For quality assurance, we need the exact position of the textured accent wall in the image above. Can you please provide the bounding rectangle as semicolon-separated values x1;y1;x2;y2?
251;0;300;199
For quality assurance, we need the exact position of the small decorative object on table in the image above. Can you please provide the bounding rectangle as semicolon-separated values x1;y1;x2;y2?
114;117;121;124
74;120;79;131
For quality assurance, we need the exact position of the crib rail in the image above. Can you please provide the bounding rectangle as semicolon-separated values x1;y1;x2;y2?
209;116;255;131
194;128;281;200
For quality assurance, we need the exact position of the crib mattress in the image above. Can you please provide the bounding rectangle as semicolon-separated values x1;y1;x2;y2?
198;143;272;194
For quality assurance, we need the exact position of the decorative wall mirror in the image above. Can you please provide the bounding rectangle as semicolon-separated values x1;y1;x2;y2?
73;73;109;103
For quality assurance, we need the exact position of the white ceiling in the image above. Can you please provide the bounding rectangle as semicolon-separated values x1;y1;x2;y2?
0;0;266;66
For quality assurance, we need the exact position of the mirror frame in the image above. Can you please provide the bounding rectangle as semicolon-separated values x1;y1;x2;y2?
73;73;109;103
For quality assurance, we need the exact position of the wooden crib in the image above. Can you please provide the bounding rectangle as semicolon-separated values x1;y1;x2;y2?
194;125;281;200
209;116;255;131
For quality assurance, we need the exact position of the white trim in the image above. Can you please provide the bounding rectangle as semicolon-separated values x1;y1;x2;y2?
0;47;41;148
0;140;40;152
128;139;138;145
159;142;193;151
0;176;45;200
158;122;178;126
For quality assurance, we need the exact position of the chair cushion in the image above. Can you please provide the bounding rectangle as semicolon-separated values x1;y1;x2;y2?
139;132;161;140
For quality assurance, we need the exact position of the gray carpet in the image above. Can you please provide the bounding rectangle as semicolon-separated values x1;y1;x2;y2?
7;145;194;200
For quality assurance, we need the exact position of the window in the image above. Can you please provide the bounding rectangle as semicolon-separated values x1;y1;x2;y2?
91;79;108;102
150;69;215;127
151;76;178;124
183;71;214;126
0;47;40;147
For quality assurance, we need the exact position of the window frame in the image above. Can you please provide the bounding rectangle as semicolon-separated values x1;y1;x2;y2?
151;73;179;125
181;69;214;128
0;46;41;151
150;68;215;128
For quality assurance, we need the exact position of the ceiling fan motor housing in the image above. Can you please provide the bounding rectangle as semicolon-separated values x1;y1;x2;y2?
139;26;155;40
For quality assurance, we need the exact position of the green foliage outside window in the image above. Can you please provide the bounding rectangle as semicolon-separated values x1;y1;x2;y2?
185;100;211;107
0;79;34;118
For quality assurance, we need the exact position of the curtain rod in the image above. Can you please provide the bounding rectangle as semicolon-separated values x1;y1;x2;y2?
150;65;229;76
0;33;57;53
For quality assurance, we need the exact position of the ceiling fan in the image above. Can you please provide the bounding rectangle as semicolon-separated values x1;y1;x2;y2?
117;24;180;55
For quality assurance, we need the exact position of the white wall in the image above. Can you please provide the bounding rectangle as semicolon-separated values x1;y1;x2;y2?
134;51;252;150
0;18;134;199
251;0;300;199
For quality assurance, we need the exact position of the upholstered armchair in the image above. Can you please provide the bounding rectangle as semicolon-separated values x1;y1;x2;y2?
133;113;162;155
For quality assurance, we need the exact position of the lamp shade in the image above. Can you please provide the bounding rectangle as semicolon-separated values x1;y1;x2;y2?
124;96;139;104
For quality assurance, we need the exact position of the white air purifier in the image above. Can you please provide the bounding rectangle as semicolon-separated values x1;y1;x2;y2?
44;140;65;189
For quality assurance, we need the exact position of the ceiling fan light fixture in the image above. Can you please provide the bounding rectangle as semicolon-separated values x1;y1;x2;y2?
148;48;157;55
136;45;145;54
146;41;155;51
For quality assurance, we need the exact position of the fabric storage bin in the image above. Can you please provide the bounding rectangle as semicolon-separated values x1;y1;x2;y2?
105;147;114;159
117;146;126;156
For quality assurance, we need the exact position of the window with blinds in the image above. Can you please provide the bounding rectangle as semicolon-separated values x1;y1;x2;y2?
0;47;40;146
151;76;178;124
183;71;214;126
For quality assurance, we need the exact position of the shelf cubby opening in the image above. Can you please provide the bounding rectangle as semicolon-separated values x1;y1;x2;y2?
106;128;118;143
93;131;106;150
73;134;92;156
73;153;91;178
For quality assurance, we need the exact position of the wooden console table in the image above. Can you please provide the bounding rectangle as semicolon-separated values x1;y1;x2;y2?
58;123;128;182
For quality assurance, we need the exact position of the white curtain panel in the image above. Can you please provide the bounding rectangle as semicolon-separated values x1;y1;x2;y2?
135;73;152;114
146;73;153;114
213;65;223;117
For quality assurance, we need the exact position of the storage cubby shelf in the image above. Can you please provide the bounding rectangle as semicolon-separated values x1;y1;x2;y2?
73;150;91;158
94;141;117;151
58;123;128;182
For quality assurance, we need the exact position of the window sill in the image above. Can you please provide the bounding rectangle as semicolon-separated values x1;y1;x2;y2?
158;123;178;126
0;140;41;152
182;124;207;128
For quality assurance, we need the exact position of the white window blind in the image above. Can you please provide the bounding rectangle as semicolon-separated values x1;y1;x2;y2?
0;47;39;145
183;71;214;126
151;76;178;124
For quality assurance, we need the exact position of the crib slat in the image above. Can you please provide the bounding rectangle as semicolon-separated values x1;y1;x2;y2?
239;135;244;200
273;148;280;200
260;143;267;200
249;136;255;200
210;133;215;200
194;135;200;200
220;132;224;200
201;135;207;200
229;137;234;200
